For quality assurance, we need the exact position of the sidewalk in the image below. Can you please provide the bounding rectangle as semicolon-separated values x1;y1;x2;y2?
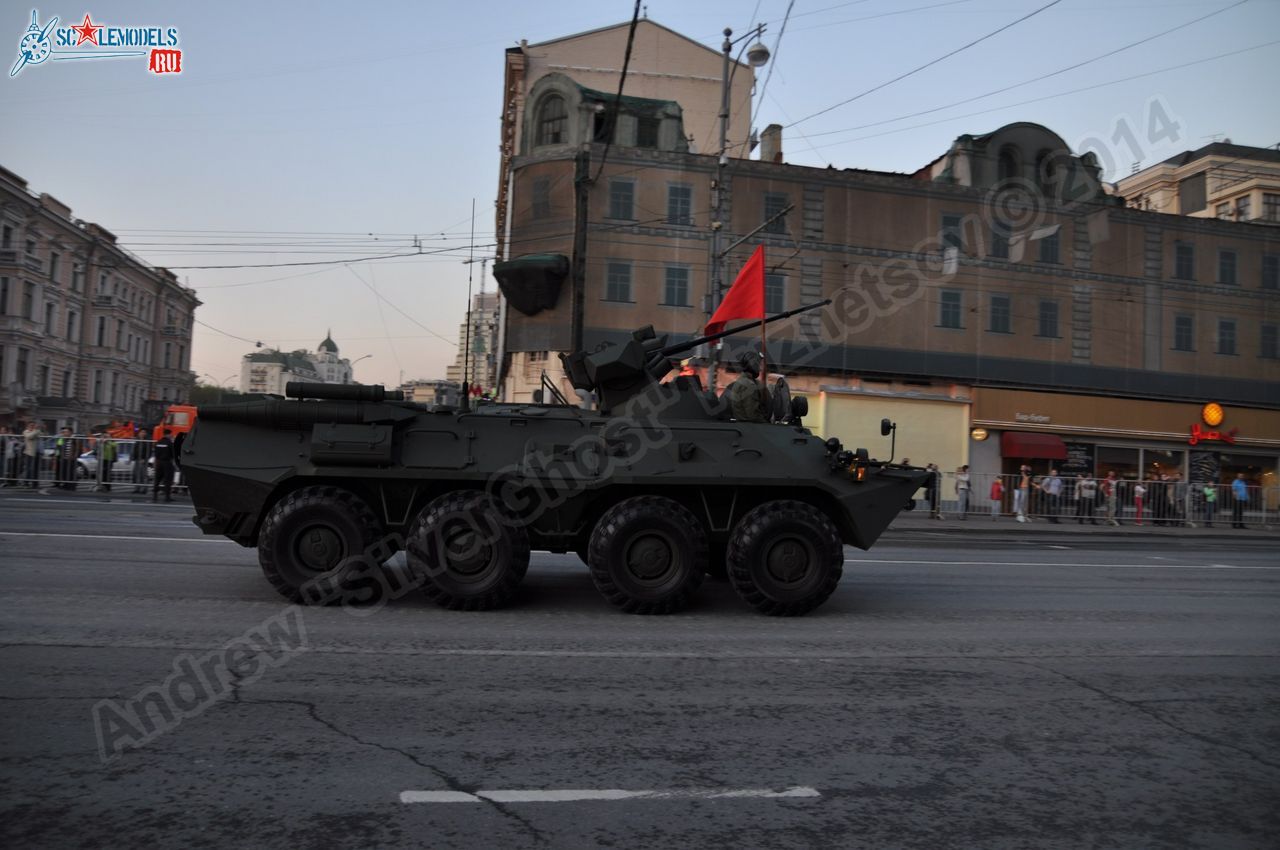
0;483;188;504
889;509;1279;539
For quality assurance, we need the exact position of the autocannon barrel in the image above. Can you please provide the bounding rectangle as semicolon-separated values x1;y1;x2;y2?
660;299;832;360
285;382;404;402
199;399;369;428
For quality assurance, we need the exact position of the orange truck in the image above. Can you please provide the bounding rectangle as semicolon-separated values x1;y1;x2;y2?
152;404;198;442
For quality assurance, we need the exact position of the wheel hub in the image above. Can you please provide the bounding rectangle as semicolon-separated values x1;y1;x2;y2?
296;525;342;572
444;526;495;576
625;533;674;581
765;536;813;584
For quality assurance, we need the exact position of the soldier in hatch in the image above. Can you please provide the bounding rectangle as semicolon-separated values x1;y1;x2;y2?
728;351;771;423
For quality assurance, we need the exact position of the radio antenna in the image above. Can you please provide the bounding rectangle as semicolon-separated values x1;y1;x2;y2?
460;198;475;411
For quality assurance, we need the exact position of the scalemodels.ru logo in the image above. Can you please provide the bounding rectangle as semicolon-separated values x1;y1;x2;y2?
10;9;182;77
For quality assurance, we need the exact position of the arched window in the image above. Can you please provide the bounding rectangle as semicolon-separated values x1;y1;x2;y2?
1035;148;1055;195
997;146;1018;182
536;95;567;146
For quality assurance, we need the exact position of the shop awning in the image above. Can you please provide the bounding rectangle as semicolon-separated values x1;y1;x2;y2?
1000;431;1067;460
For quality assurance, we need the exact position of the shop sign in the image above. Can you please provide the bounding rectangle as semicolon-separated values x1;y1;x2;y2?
1015;412;1051;424
1188;402;1238;446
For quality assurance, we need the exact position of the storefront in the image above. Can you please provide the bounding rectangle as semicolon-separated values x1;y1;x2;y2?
970;389;1280;493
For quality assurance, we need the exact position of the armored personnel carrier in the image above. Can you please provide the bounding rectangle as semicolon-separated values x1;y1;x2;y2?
183;304;928;616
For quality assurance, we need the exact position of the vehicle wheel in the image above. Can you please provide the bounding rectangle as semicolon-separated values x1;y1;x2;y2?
588;496;706;614
406;490;529;611
258;485;383;604
727;500;843;616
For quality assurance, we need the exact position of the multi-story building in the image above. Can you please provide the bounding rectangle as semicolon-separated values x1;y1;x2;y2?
1116;141;1280;223
239;332;353;395
492;22;1280;488
0;166;199;432
398;379;460;407
445;291;500;395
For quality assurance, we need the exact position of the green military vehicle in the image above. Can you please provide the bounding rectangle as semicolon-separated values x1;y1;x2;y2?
182;304;928;616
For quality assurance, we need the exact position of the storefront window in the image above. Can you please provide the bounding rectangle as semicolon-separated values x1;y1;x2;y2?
1143;449;1185;481
1218;453;1277;486
1096;446;1140;481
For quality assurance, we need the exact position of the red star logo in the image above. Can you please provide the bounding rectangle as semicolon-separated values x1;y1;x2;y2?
72;14;102;46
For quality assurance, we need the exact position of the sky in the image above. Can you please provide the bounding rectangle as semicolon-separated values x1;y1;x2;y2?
2;0;1277;389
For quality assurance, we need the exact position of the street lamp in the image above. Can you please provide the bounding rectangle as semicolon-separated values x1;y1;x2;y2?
708;24;769;392
349;354;372;384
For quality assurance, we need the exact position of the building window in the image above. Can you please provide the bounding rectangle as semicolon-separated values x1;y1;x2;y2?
1236;195;1251;221
662;266;690;306
1174;241;1194;280
163;342;172;369
16;347;29;388
604;261;632;302
71;264;83;292
96;316;106;347
535;95;567;146
997;146;1018;182
1262;255;1278;290
1217;319;1236;355
765;273;785;314
0;276;7;314
49;252;60;284
989;294;1012;334
22;281;36;319
93;370;102;403
941;214;963;250
1218;249;1236;285
531;177;550;219
939;290;962;329
763;193;788;234
37;364;49;394
1264;193;1280;222
1037;300;1059;338
636;116;660;149
116;320;125;350
178;344;186;370
666;184;692;226
44;302;55;335
1262;324;1279;360
1216;202;1231;219
1038;227;1060;264
66;310;77;341
62;370;72;397
608;180;634;220
1173;315;1194;351
25;239;35;256
1;225;11;249
990;219;1010;259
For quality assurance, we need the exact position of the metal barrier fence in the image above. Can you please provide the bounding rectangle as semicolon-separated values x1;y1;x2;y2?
918;471;1276;529
0;434;184;496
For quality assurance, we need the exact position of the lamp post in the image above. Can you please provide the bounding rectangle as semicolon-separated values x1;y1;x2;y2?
707;24;769;393
349;354;372;381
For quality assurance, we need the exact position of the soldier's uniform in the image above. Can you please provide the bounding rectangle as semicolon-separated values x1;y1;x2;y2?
727;353;770;422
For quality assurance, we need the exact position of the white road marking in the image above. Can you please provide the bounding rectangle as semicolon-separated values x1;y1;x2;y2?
1047;545;1071;549
843;558;1279;571
400;787;820;804
1;497;192;509
0;531;226;543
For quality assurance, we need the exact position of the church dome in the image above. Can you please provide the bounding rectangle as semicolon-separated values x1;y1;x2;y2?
318;329;338;353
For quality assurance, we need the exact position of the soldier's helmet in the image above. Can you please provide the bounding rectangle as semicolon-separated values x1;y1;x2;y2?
738;351;762;378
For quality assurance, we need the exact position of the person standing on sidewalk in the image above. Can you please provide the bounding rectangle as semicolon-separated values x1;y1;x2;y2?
926;463;942;519
152;430;175;502
1041;468;1063;523
54;427;79;490
955;465;971;520
989;476;1004;520
1231;473;1249;529
1132;481;1146;526
0;425;17;486
1014;465;1034;523
1202;482;1217;528
1077;474;1098;525
21;421;41;488
1101;471;1120;526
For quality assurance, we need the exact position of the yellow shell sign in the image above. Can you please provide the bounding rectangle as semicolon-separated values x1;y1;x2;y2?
1202;403;1224;427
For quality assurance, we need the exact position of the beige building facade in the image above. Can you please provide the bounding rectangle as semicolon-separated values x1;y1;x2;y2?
0;166;199;432
1115;141;1280;223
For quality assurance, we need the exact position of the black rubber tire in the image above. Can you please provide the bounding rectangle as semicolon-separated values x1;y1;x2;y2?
588;496;707;614
406;490;529;611
258;485;382;604
726;500;843;616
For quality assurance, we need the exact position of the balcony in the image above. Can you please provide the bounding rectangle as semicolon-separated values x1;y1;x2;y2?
23;256;43;274
92;295;115;308
162;325;185;337
0;248;16;265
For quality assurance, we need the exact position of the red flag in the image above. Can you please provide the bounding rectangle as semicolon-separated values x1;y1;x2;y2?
704;245;765;336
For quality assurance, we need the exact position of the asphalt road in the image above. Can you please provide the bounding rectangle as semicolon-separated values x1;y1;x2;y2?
1;493;1278;849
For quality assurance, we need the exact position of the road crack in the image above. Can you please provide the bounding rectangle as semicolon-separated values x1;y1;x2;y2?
235;693;548;844
1002;658;1280;771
